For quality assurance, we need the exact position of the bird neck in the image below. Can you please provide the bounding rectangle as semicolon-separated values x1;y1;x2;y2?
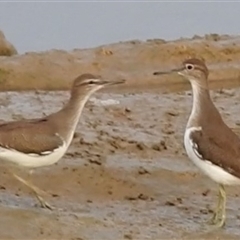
54;88;93;146
63;88;92;123
187;80;223;128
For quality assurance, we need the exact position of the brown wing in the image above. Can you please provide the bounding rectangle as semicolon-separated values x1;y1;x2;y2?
189;127;240;178
0;118;64;155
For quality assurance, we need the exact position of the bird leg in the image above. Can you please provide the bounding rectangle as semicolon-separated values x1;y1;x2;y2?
8;168;53;210
209;186;223;224
209;184;226;228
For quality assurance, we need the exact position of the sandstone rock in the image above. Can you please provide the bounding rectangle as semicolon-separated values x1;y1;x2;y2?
0;30;17;56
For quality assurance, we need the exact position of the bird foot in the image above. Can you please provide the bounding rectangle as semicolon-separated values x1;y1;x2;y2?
208;212;225;228
208;212;218;225
36;195;54;210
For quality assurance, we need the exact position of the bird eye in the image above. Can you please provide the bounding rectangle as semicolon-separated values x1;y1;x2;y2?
86;79;99;85
186;64;194;70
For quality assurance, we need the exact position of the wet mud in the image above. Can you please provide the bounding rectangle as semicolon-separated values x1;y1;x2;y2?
0;86;240;239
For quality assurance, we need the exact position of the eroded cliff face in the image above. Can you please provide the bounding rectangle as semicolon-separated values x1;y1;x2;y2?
0;32;240;91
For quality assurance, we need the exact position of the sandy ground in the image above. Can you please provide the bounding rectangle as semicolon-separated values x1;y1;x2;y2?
0;86;240;239
0;34;240;239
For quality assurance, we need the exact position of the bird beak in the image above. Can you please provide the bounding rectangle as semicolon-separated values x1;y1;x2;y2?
153;66;185;76
101;79;126;86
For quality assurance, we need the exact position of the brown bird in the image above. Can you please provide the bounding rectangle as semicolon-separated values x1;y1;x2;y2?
154;58;240;228
0;73;124;209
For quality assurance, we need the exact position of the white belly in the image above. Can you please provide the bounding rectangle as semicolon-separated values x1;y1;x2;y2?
0;143;68;168
184;127;240;185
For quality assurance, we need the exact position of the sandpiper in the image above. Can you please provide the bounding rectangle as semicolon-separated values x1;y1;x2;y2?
153;58;240;227
0;73;124;209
